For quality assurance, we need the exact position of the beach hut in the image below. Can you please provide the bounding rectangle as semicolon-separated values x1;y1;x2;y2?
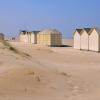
74;29;82;49
19;31;30;43
89;28;100;52
80;28;91;50
19;31;39;44
0;33;4;40
37;29;62;46
30;31;40;44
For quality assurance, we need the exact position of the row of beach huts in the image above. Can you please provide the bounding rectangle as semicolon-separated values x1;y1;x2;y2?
0;29;62;46
0;27;100;52
19;29;62;46
74;28;100;52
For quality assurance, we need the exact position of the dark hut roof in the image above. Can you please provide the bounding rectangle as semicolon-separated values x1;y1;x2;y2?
84;28;92;33
76;29;83;33
20;30;28;35
73;29;83;35
0;33;4;36
21;30;27;32
20;30;40;35
32;31;40;34
74;27;100;35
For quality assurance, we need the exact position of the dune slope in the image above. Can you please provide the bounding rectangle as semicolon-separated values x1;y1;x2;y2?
0;41;99;100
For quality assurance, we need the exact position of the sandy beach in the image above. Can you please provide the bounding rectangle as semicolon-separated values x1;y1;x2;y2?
0;39;99;100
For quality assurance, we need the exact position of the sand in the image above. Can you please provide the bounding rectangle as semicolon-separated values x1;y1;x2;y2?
0;39;99;100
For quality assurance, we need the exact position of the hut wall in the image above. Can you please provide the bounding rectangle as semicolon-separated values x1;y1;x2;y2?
81;31;89;50
51;34;62;46
20;34;29;43
89;29;99;51
37;34;51;45
74;31;81;49
30;33;35;44
37;33;62;46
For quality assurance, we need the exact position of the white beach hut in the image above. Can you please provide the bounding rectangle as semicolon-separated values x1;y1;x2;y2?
74;29;82;49
81;28;91;50
19;31;30;43
30;31;40;44
19;31;40;44
89;28;100;52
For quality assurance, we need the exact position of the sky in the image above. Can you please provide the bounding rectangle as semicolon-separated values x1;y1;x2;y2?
0;0;100;38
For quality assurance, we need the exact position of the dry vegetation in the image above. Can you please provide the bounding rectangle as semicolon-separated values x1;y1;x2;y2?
1;40;31;59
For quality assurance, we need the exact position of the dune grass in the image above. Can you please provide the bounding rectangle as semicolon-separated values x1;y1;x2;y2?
1;40;31;59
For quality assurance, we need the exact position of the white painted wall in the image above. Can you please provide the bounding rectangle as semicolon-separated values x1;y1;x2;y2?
20;34;29;43
20;33;37;44
74;31;81;49
81;31;89;50
89;29;99;51
30;33;37;44
30;34;35;44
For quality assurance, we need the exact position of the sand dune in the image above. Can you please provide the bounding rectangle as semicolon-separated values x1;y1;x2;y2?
0;40;99;100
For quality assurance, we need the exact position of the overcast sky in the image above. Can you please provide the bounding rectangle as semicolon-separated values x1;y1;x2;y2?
0;0;100;38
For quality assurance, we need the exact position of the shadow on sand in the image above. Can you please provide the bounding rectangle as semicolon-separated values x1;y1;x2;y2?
51;45;72;47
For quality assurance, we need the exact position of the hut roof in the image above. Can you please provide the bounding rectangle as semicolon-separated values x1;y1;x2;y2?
38;29;61;35
20;30;28;35
73;29;83;35
31;31;40;34
0;33;4;36
89;27;100;35
84;28;92;33
74;27;100;35
80;28;92;35
20;30;40;35
76;29;83;33
21;30;27;33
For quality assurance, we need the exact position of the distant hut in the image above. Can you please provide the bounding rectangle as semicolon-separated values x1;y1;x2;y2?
19;31;40;44
80;28;91;50
89;28;100;52
73;29;82;49
30;31;40;44
37;29;62;46
0;33;4;41
19;31;29;43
